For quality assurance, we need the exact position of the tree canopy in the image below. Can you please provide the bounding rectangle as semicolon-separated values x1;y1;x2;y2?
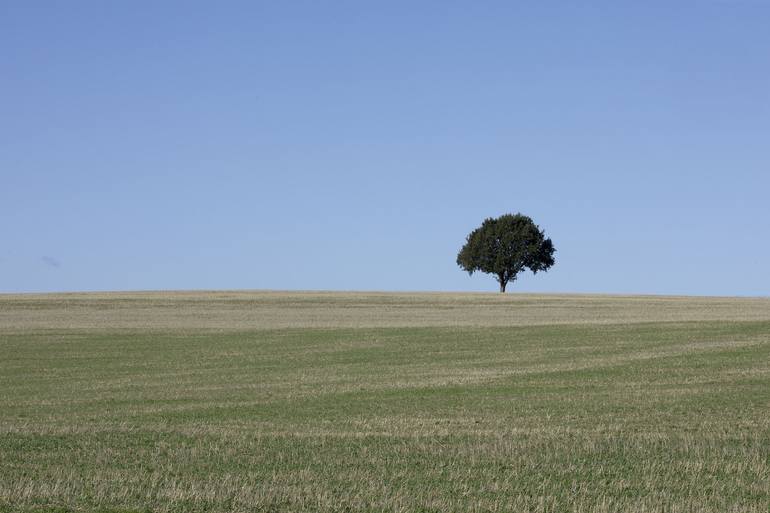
457;213;555;292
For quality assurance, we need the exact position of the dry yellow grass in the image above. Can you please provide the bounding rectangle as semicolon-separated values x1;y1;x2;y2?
1;290;768;332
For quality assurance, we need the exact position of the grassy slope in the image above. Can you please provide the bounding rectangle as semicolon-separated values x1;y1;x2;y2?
1;292;769;512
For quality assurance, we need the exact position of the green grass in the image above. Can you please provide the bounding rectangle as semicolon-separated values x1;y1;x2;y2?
1;292;770;512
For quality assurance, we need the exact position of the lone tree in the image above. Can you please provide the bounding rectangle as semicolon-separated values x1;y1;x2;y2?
457;213;555;292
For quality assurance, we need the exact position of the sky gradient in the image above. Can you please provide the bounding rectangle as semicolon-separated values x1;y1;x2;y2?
2;1;769;295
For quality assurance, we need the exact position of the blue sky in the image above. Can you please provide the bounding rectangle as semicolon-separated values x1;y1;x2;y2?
2;1;769;295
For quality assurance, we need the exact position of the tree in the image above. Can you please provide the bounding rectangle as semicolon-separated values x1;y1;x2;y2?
457;213;555;292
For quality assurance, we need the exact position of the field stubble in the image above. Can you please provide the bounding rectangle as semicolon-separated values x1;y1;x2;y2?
1;291;769;512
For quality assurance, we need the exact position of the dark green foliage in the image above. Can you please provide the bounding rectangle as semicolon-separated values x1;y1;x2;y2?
457;213;555;292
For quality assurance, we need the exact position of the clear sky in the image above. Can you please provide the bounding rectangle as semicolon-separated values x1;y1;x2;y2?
2;1;769;295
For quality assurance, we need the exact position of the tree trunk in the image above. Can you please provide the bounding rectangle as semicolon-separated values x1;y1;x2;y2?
499;280;506;293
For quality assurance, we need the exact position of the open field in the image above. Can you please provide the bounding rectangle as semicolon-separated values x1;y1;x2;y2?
2;291;770;512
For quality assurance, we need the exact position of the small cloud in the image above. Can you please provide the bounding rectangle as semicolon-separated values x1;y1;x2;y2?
42;256;61;268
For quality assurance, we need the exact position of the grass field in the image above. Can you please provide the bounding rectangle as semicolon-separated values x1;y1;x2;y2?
1;291;770;512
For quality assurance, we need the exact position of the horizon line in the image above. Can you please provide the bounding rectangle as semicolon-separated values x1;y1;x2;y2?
0;288;767;300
